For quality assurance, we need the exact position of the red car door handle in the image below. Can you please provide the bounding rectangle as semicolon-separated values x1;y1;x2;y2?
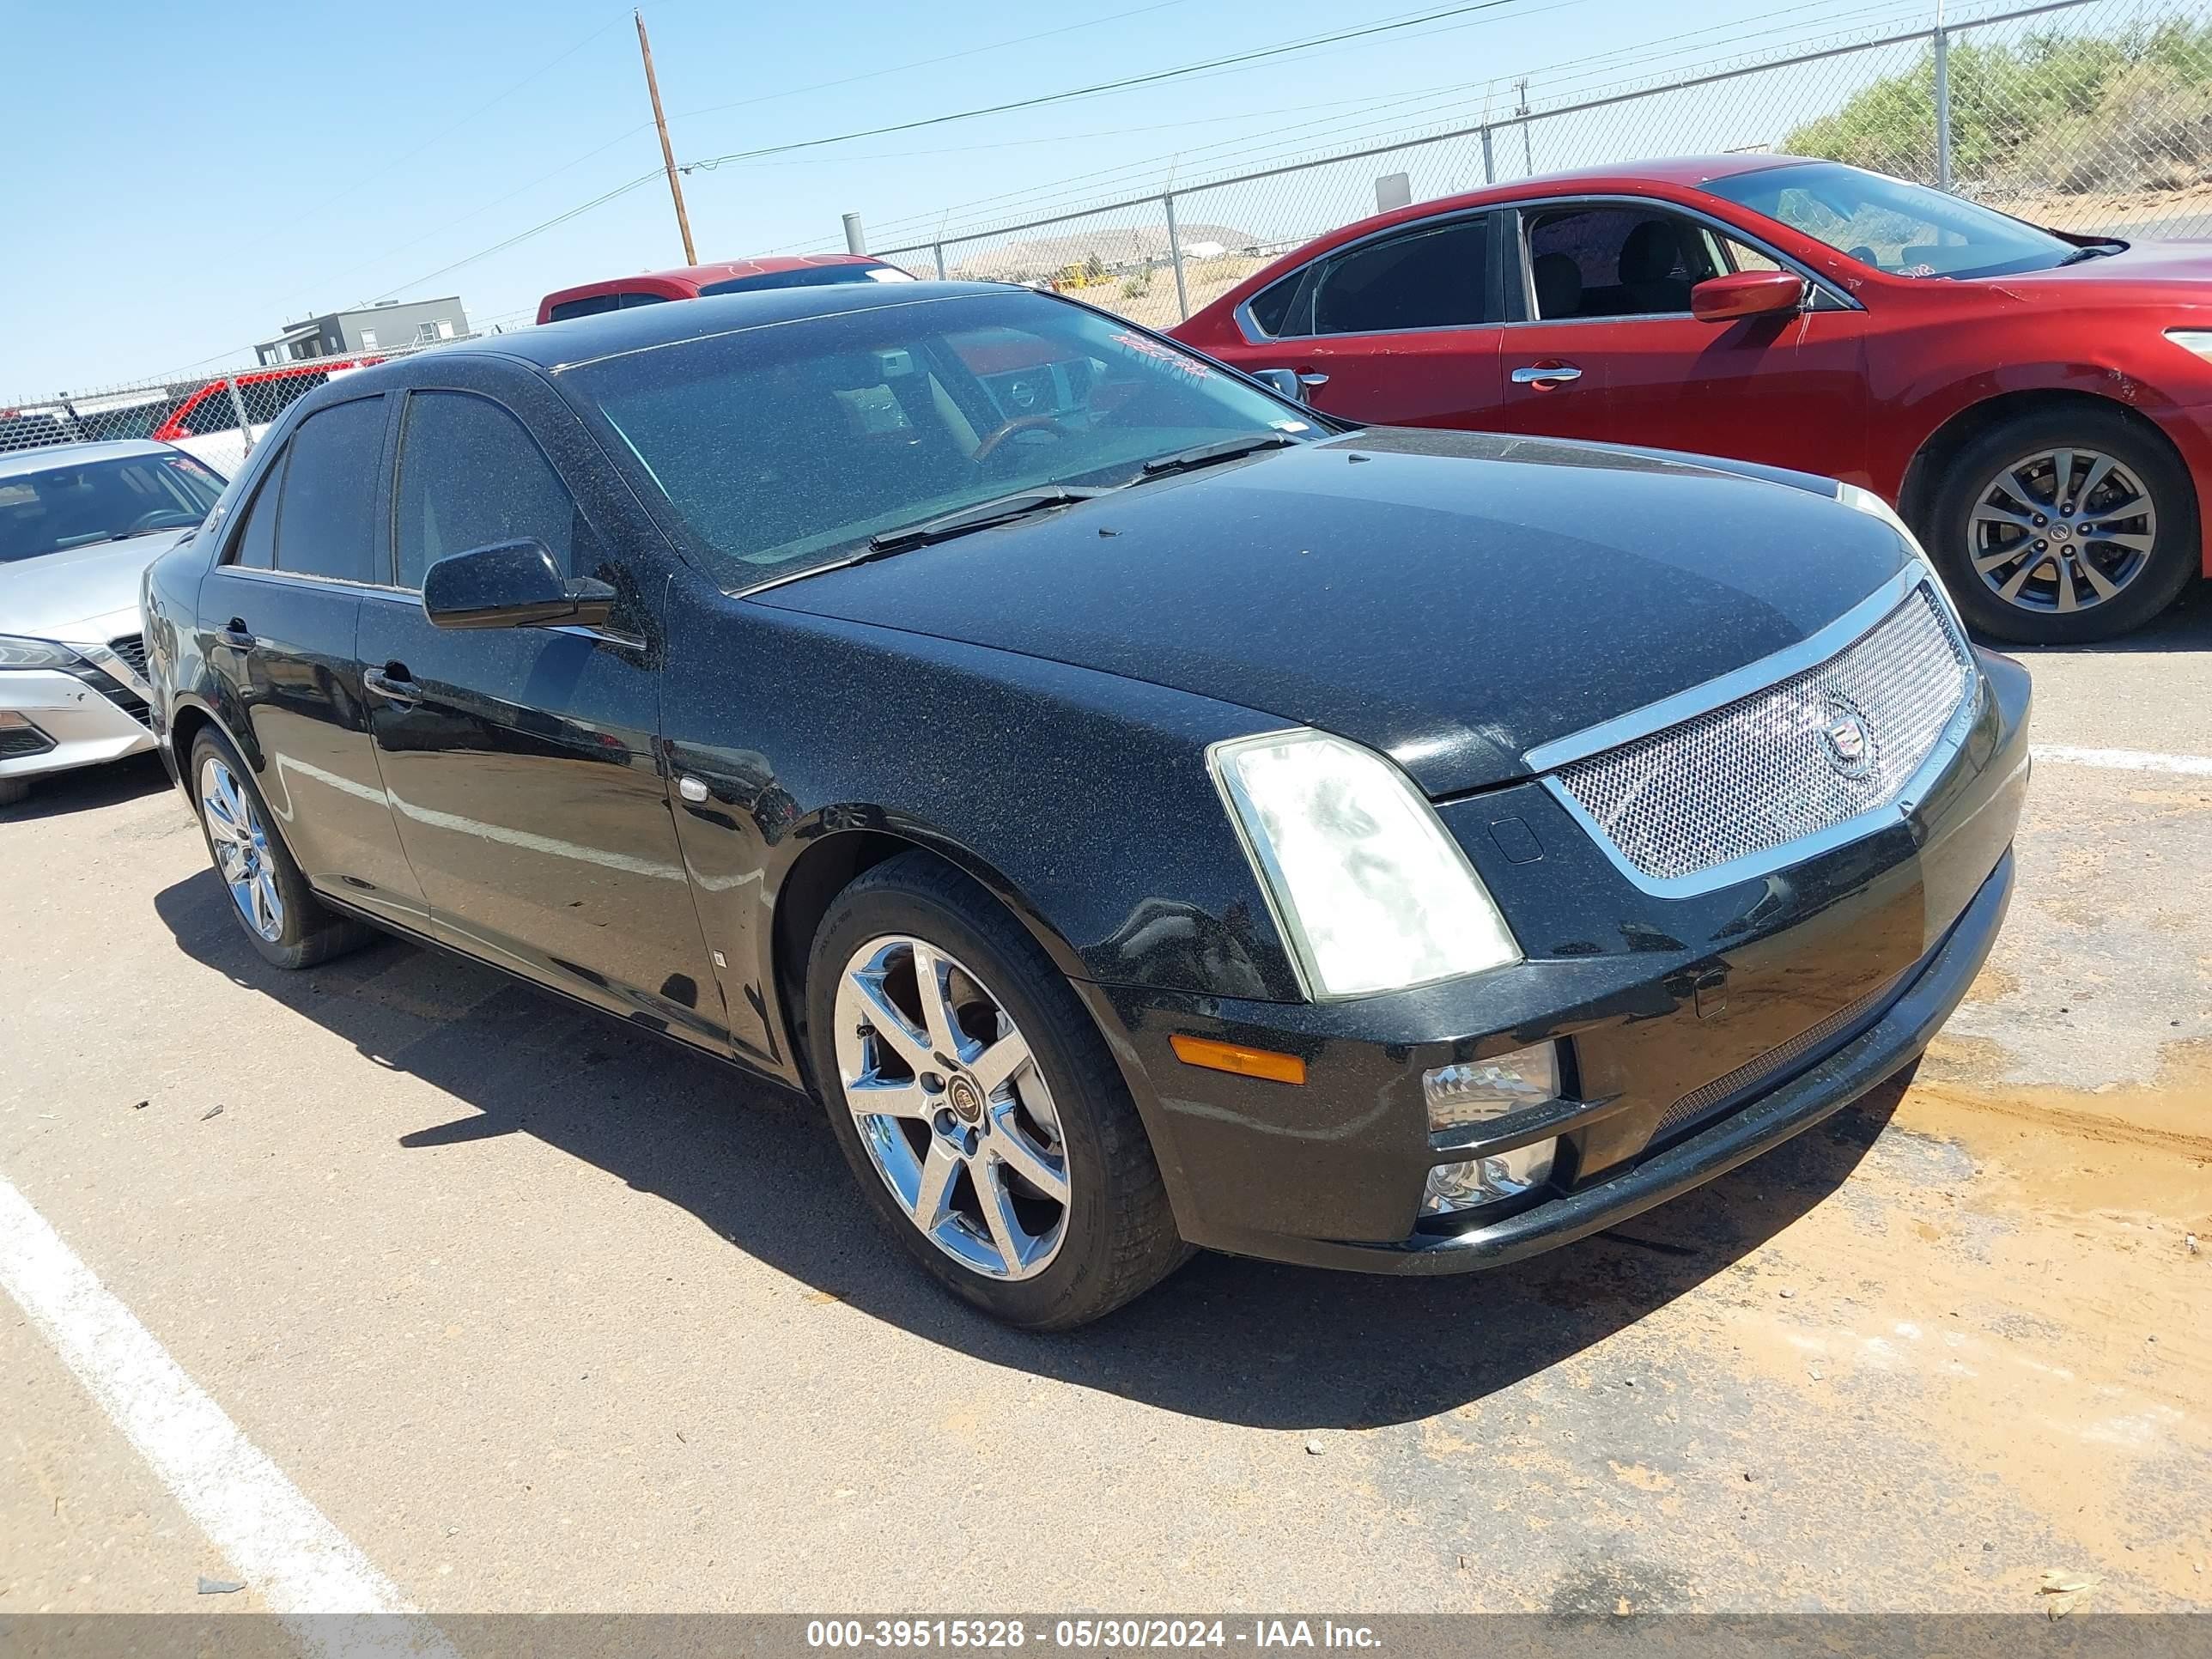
1511;363;1584;387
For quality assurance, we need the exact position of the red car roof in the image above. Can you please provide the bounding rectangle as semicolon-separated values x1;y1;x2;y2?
534;254;889;324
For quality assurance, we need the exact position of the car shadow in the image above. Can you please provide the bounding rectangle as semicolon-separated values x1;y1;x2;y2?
1998;574;2212;657
155;865;1906;1431
0;752;172;823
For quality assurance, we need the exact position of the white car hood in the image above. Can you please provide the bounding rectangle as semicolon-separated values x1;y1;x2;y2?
0;528;194;645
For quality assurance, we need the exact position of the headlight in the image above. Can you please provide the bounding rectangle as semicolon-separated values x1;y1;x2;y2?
2166;327;2212;363
0;635;82;671
1208;728;1522;1000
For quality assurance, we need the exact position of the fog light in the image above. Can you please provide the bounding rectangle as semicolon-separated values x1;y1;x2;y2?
1423;1041;1560;1133
1423;1141;1557;1214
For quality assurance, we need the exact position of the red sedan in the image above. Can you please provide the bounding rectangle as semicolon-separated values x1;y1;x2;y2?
1172;155;2212;643
535;254;911;325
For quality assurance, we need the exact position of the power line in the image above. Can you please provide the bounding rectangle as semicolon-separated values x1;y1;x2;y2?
667;0;1200;122
679;0;1533;172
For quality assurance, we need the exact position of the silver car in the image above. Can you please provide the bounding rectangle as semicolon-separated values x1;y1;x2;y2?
1;441;226;805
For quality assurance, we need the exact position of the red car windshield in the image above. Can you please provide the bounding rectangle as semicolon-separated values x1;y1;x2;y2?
1707;161;2082;279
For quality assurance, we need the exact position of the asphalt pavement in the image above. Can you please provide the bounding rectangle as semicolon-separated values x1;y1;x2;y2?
2;588;2208;1623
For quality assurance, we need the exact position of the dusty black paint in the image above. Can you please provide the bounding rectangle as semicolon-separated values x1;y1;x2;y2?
139;284;2028;1272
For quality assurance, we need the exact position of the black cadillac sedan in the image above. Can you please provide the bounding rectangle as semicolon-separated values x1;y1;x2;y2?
141;282;2028;1329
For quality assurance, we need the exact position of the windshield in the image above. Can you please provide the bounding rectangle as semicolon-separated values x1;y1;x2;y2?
566;289;1313;586
1705;161;2077;279
0;451;223;564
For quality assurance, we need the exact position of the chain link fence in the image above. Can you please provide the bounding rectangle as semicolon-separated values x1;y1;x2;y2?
869;0;2212;325
1;337;509;477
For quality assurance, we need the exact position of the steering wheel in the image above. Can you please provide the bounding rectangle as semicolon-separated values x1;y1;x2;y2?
972;413;1077;467
124;508;198;535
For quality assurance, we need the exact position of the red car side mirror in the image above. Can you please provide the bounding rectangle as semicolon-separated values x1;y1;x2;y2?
1691;270;1808;324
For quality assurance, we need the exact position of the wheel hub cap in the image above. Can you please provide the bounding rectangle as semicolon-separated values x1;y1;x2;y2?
198;755;286;945
1966;445;2154;616
947;1074;984;1124
834;934;1072;1282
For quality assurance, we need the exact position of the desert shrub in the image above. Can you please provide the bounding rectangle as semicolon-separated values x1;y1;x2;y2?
1784;20;2212;193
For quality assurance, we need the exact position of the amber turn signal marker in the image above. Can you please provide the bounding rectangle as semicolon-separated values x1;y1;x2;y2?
1170;1035;1307;1085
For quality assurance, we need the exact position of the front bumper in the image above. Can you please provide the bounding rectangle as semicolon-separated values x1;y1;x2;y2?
1077;650;2030;1273
0;665;156;782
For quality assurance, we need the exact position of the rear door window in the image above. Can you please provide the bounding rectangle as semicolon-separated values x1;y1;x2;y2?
1308;217;1492;336
227;447;287;570
269;397;386;583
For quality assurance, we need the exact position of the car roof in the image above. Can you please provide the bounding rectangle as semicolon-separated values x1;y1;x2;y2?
0;439;177;478
441;280;1022;373
538;253;889;311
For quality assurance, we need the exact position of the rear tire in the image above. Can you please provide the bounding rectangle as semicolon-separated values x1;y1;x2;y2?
805;852;1188;1330
1926;407;2198;644
188;727;374;970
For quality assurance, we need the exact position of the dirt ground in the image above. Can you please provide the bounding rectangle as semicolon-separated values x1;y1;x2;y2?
1;592;2208;1623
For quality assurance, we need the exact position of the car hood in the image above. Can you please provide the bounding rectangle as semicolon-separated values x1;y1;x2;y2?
748;429;1915;797
1963;239;2212;302
0;527;192;644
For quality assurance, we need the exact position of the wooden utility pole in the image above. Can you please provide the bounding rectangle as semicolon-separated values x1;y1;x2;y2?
635;9;697;264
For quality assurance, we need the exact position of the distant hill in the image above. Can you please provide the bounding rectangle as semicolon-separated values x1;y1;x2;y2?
951;222;1258;282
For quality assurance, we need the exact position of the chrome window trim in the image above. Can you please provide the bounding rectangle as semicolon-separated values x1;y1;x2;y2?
1232;208;1498;346
214;567;414;599
1509;192;1861;321
1236;192;1857;346
1524;561;1979;901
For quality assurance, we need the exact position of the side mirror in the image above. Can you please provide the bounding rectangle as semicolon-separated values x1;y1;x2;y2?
1251;368;1309;404
1690;270;1808;324
421;538;616;631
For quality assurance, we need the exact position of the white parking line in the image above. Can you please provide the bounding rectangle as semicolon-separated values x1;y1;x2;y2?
0;1174;455;1658
2031;744;2212;777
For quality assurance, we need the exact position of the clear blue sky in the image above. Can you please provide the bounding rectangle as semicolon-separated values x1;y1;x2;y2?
1;0;1958;393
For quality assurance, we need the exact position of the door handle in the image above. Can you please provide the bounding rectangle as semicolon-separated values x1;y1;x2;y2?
1511;363;1583;387
218;618;255;648
1296;372;1330;389
363;664;420;705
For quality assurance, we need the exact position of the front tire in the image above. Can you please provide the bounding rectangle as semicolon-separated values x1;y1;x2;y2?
0;776;28;808
1928;407;2198;644
188;728;374;970
805;852;1188;1329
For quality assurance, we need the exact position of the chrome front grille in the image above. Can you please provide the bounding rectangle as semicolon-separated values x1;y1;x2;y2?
1553;584;1972;887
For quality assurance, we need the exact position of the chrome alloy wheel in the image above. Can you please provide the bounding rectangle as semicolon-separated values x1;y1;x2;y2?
198;755;284;943
833;935;1071;1280
1967;446;2157;617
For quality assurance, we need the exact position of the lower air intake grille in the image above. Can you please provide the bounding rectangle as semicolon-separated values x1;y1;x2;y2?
1555;584;1972;885
1656;970;1905;1137
1;725;58;761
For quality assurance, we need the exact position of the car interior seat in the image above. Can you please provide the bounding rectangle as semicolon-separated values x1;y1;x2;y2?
1532;252;1584;319
1619;220;1694;313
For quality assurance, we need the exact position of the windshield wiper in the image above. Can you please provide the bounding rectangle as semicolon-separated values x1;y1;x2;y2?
866;485;1097;554
1133;432;1297;482
2058;240;2124;264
